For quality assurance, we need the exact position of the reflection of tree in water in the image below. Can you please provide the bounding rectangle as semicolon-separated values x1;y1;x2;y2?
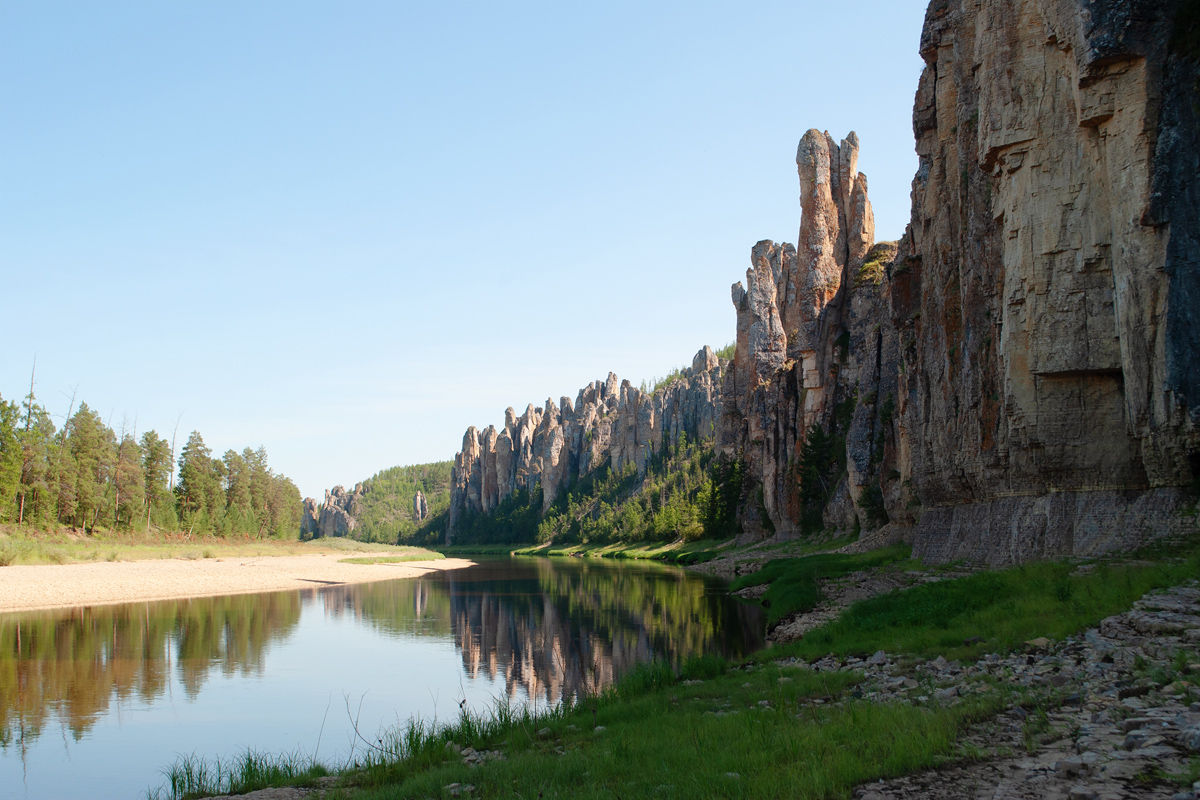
446;559;764;705
0;593;301;753
316;578;452;638
0;560;762;758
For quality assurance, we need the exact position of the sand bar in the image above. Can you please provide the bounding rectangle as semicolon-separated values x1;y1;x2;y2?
0;553;475;613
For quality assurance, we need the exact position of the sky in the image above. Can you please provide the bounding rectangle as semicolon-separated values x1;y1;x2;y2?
0;0;930;500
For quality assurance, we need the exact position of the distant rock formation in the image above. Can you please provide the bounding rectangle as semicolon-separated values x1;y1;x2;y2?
300;497;319;537
447;347;727;541
315;484;361;538
414;490;429;521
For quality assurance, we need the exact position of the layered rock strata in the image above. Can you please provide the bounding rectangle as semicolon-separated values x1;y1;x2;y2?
889;0;1199;562
447;347;726;541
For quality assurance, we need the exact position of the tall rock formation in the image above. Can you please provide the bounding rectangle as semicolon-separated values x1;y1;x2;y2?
316;484;362;538
448;347;727;541
719;130;881;536
721;0;1199;562
300;497;319;537
414;490;429;522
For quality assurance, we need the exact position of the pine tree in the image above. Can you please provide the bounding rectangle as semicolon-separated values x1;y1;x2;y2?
0;394;21;522
140;430;176;530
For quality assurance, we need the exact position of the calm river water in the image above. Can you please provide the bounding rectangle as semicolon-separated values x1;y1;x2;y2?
0;556;764;799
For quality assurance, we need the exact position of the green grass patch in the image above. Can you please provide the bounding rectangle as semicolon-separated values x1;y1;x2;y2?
510;538;734;565
438;539;735;565
339;551;446;565
730;545;911;627
341;656;1003;800
146;749;330;800
774;552;1200;663
437;544;519;556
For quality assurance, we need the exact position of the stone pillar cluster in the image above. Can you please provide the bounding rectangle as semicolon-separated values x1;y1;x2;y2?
447;347;727;540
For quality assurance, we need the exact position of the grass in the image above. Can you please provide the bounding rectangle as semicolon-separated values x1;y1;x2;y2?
153;656;1003;800
148;535;1200;800
438;538;735;565
729;545;912;626
773;551;1200;663
0;525;440;566
339;549;446;565
146;749;330;800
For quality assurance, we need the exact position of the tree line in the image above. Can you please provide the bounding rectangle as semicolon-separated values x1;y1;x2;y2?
0;389;301;538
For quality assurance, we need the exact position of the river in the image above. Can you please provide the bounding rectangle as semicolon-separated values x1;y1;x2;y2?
0;556;764;799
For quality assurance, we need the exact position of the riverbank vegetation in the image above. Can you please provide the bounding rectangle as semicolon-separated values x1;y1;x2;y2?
0;525;440;566
0;390;301;540
439;538;734;565
147;534;1200;800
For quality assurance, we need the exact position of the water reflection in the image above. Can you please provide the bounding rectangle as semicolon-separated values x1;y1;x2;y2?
0;592;303;752
0;557;763;758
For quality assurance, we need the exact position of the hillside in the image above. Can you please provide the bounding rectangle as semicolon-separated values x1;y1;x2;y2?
301;461;452;546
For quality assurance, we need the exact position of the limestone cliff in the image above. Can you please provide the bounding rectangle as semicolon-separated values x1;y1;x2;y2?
721;0;1199;562
447;347;726;540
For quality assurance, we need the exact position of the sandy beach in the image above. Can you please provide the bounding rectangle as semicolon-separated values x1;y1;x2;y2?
0;553;475;613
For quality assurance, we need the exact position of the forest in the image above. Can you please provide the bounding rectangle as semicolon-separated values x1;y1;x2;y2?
0;389;301;538
339;461;452;545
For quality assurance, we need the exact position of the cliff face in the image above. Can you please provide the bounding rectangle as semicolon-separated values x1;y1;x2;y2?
447;347;726;540
719;0;1199;561
891;0;1199;562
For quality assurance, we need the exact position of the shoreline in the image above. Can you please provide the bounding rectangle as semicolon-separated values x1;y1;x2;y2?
0;552;476;613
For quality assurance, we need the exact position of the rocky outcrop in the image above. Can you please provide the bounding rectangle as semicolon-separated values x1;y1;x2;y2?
316;484;362;538
718;129;888;537
719;0;1199;561
448;347;727;541
414;490;429;522
300;497;319;537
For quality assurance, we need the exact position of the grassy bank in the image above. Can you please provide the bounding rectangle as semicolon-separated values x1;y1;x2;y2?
439;538;735;565
149;537;1200;800
151;655;1006;800
729;545;913;626
0;526;443;566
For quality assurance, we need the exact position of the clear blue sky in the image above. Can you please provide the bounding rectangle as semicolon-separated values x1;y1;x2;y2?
1;0;929;500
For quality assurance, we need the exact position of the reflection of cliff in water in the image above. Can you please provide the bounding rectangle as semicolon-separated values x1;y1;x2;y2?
0;592;302;751
0;558;763;753
445;559;764;705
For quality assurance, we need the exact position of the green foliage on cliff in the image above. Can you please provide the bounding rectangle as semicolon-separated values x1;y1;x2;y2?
451;438;747;548
346;461;452;544
533;437;733;546
454;486;544;544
